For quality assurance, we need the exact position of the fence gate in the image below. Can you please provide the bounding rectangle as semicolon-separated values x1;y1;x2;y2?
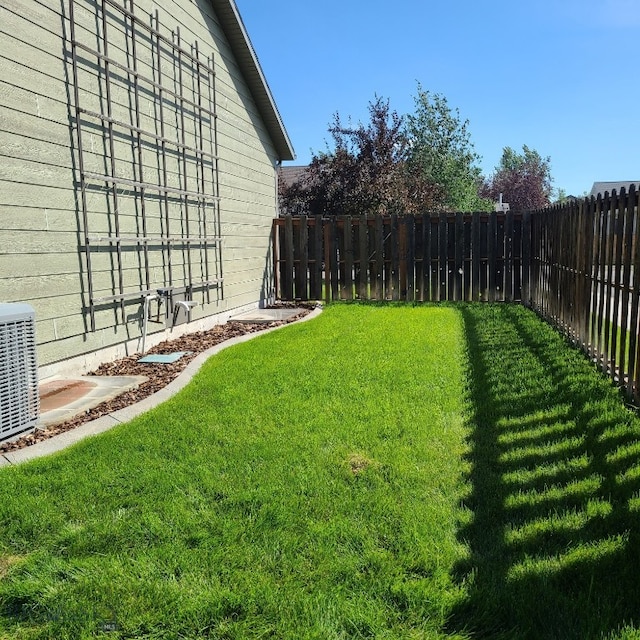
69;0;223;330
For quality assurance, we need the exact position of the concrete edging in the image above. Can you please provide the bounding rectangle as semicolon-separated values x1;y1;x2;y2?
1;307;323;466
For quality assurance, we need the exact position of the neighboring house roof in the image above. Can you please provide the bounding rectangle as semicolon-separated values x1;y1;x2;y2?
278;165;308;188
589;181;639;197
213;0;295;161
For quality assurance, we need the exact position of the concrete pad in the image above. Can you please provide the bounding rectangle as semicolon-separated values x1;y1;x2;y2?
230;308;305;324
39;375;148;427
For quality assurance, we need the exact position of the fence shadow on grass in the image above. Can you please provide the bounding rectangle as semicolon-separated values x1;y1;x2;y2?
447;304;640;640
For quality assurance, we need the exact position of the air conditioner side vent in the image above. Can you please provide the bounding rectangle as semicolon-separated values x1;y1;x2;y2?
0;303;39;441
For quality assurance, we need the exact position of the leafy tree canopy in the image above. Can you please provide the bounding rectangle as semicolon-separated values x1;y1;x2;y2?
279;86;498;216
279;96;441;217
405;85;490;212
481;145;553;211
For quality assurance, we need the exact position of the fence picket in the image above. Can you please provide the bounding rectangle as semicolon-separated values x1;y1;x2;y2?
627;184;640;399
297;215;308;300
454;213;464;301
610;191;625;374
488;213;497;302
406;216;416;301
390;215;400;301
437;213;446;301
505;211;514;302
357;216;368;300
329;217;339;301
283;215;294;300
521;210;531;305
374;215;384;300
472;213;481;302
311;215;323;300
323;218;331;304
619;188;634;386
398;217;408;300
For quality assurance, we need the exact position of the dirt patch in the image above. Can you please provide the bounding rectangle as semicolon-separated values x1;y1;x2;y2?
347;453;378;475
0;555;24;579
0;304;316;455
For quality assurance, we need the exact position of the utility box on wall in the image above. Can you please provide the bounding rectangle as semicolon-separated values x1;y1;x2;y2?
0;303;39;441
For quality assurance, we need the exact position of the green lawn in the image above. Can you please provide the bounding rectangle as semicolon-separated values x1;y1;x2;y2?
0;305;471;639
2;303;640;639
451;304;640;640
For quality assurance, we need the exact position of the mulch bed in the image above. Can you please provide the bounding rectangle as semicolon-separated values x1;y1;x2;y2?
1;304;316;455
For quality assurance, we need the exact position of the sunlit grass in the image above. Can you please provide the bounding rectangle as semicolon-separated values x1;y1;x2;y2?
498;433;585;464
3;302;640;639
607;440;640;464
504;499;613;546
615;462;640;486
504;475;603;509
507;533;628;581
501;454;591;486
496;417;575;446
0;304;471;640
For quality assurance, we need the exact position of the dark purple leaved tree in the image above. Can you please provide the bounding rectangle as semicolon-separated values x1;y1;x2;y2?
481;145;553;211
278;97;441;217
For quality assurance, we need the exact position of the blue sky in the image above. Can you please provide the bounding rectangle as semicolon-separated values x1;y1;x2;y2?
236;0;639;198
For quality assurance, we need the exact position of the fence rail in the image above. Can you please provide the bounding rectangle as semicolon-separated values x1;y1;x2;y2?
273;185;640;404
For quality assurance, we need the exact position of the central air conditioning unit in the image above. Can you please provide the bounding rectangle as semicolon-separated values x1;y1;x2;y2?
0;303;39;441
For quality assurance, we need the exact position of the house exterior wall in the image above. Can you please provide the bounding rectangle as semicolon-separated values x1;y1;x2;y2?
0;0;282;371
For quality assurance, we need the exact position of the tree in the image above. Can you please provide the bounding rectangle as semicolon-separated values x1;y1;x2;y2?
278;96;441;217
481;145;553;211
405;85;490;212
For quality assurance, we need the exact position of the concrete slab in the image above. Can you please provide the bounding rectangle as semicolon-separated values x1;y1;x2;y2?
230;308;304;324
38;375;148;427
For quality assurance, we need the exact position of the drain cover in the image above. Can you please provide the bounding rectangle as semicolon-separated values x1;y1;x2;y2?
138;351;191;364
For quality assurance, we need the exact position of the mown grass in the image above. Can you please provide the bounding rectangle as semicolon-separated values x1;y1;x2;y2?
0;305;471;639
449;304;640;640
4;302;640;639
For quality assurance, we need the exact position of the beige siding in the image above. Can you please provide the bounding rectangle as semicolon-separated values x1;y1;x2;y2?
0;0;281;368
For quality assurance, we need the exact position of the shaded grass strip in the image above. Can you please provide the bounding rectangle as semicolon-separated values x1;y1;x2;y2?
448;304;640;640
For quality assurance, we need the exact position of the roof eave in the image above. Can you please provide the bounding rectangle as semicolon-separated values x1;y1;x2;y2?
211;0;295;162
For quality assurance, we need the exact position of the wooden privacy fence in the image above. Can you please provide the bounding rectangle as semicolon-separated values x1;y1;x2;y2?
273;212;531;304
529;185;640;402
273;185;640;403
